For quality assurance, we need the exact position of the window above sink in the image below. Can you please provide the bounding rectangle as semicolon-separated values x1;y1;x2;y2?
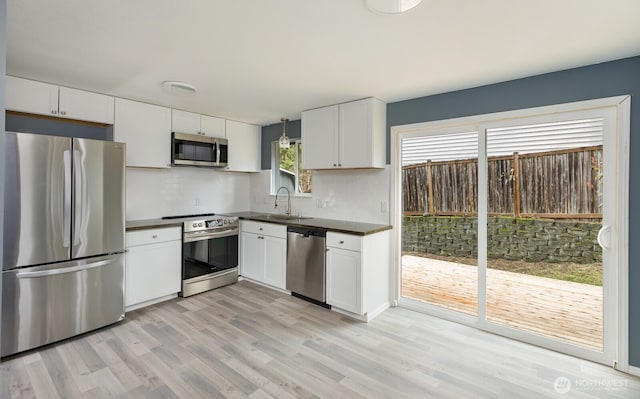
271;140;312;197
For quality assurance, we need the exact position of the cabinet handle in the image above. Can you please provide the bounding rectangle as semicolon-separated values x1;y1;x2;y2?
338;163;342;167
259;228;263;231
60;111;67;116
333;164;337;167
152;235;158;239
51;110;58;115
339;240;345;244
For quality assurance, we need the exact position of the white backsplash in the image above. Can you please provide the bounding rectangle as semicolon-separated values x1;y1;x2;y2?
127;166;391;224
249;167;391;225
126;167;251;220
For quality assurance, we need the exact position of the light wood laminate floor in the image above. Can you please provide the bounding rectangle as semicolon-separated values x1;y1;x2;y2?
1;280;638;398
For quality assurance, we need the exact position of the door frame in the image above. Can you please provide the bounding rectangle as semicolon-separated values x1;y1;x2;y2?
390;95;630;370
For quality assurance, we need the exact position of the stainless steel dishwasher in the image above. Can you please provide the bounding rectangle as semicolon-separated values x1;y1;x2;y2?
286;226;328;305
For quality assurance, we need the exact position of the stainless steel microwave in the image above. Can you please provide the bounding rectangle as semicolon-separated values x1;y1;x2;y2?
171;132;228;168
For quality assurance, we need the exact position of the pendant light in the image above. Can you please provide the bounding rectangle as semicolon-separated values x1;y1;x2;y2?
279;118;290;149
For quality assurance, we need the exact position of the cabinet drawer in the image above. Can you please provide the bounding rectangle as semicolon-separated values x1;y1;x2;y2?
327;232;361;252
241;221;286;238
126;227;182;247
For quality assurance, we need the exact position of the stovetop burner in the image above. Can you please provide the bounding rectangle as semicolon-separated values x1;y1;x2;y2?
161;213;216;220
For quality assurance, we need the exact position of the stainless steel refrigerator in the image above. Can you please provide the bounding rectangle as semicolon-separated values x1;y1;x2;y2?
2;132;126;357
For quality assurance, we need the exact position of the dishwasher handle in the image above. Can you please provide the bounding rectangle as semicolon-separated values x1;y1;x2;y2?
286;226;326;238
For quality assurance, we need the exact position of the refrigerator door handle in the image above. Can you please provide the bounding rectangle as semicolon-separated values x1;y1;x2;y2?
15;259;114;279
62;149;72;248
73;149;84;247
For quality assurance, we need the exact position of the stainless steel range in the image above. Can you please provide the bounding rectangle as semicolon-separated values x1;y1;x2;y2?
178;215;239;297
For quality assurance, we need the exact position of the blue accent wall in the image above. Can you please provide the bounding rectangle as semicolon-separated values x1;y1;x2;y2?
386;55;640;366
5;113;111;140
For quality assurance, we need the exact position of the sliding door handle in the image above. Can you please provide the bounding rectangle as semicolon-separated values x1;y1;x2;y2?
597;225;611;250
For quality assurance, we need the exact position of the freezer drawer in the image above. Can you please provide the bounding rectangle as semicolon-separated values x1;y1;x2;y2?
1;254;125;357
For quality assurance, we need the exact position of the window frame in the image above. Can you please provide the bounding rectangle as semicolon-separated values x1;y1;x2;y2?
271;140;312;197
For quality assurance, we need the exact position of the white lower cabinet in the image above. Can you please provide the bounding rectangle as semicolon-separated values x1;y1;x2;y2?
125;227;182;311
239;221;286;290
326;230;391;320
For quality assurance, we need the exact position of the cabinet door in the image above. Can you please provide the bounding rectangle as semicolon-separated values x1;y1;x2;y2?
5;76;58;117
172;109;200;134
339;99;372;168
326;247;362;314
114;98;172;168
58;86;114;124
200;115;226;138
264;236;286;289
226;120;260;172
240;232;264;280
302;105;339;169
125;240;181;307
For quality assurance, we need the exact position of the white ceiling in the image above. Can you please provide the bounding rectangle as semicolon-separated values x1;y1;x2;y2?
6;0;640;126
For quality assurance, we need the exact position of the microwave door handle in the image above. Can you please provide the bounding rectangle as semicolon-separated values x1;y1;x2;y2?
216;139;221;166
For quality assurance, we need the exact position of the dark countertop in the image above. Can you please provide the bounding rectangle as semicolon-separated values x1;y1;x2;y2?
127;212;392;236
126;217;194;231
220;211;392;236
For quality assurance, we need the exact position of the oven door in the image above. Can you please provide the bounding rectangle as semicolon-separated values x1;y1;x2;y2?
181;228;238;297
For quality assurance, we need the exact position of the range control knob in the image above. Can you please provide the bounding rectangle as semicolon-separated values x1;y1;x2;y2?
192;223;198;228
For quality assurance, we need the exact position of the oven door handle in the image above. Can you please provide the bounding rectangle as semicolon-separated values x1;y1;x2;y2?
183;228;238;243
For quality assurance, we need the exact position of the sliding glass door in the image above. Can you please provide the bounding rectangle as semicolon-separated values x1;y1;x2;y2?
396;99;627;365
400;129;478;317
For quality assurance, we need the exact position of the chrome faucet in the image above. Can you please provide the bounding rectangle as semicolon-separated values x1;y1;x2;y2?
275;186;291;216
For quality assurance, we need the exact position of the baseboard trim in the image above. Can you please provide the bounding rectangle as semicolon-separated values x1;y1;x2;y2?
125;293;177;312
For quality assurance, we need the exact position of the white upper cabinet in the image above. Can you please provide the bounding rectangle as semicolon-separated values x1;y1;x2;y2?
6;76;58;117
58;87;114;124
226;120;260;172
171;109;200;134
302;97;386;170
114;98;172;168
6;76;114;124
302;104;339;169
172;109;226;138
200;114;226;138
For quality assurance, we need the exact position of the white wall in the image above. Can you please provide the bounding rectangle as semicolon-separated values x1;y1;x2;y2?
249;167;391;225
126;168;251;220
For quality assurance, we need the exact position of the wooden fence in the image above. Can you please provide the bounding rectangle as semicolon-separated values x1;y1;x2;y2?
403;145;603;219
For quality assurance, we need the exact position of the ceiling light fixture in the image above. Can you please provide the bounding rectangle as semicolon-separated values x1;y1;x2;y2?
161;80;197;94
279;118;290;149
365;0;423;14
